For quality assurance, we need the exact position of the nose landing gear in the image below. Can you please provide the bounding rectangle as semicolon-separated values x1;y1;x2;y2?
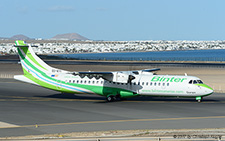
196;96;202;103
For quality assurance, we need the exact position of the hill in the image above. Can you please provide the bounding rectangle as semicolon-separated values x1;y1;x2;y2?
51;33;89;40
10;34;31;40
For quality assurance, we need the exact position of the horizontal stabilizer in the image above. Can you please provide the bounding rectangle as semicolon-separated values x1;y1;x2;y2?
14;75;39;85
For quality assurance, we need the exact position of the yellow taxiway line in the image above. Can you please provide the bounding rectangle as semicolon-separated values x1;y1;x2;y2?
1;115;225;129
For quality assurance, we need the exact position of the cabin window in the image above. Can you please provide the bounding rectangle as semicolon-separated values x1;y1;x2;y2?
73;80;76;83
96;81;99;84
77;80;79;83
92;81;95;84
138;82;140;85
88;81;90;84
158;83;160;86
167;83;169;86
150;82;152;86
101;81;103;84
142;82;145;85
154;82;157;86
80;80;83;83
113;82;116;84
163;83;165;86
133;82;136;85
146;82;148;85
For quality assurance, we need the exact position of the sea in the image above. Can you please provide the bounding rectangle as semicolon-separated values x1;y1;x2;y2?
50;49;225;62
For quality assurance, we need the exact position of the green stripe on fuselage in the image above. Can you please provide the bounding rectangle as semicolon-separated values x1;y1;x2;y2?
195;84;213;90
23;68;74;93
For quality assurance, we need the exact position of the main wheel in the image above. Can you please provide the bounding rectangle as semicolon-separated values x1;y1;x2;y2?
107;95;115;102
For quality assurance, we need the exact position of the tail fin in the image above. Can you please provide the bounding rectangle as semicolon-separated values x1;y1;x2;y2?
15;40;55;75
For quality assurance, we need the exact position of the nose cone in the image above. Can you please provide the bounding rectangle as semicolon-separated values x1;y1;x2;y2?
195;84;213;95
206;86;214;95
201;84;214;95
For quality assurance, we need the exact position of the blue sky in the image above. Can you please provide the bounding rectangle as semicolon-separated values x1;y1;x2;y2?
1;0;225;40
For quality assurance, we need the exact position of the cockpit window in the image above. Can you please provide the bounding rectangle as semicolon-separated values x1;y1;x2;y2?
189;79;204;84
197;80;203;84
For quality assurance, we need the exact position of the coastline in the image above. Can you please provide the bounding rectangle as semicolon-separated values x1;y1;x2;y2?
2;54;225;64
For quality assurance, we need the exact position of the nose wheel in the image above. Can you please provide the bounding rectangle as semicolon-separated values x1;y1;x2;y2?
196;96;202;103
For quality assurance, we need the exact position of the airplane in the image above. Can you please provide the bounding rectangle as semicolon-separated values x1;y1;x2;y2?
14;40;213;102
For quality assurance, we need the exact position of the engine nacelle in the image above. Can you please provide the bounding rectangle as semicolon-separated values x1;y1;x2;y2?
112;72;129;83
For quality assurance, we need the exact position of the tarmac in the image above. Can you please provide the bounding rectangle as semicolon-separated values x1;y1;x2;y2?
0;78;225;139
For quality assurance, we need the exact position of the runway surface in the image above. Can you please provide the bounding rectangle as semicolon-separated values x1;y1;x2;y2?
0;79;225;137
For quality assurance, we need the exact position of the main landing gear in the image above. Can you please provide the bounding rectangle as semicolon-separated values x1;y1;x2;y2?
106;94;124;102
106;95;116;102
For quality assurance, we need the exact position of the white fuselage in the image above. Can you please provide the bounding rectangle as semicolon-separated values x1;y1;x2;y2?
50;71;212;97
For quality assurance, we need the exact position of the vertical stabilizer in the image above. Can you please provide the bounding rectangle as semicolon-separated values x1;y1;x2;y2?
14;40;91;94
15;40;54;74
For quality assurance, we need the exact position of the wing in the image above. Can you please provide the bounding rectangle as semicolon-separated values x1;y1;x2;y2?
72;68;160;83
131;68;161;74
73;71;133;83
142;68;161;72
73;72;113;79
